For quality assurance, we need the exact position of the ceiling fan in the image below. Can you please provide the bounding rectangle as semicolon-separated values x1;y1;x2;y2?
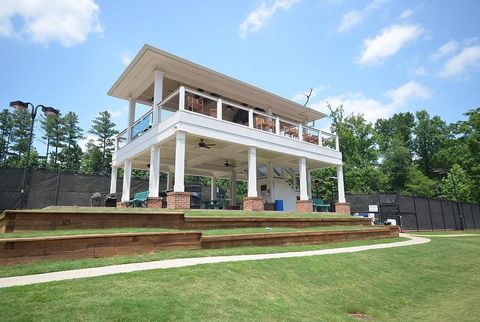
195;139;216;149
224;160;236;168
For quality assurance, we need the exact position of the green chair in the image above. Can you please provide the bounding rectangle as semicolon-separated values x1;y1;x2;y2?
312;198;330;212
125;191;149;208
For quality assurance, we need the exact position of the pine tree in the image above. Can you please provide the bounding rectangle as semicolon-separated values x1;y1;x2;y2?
58;112;83;171
80;139;103;175
39;113;60;168
0;109;14;165
89;111;118;175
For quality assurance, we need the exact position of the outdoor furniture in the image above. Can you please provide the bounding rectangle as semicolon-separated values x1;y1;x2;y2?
283;126;298;138
312;198;330;212
125;191;149;208
255;117;275;131
303;133;319;144
187;96;204;114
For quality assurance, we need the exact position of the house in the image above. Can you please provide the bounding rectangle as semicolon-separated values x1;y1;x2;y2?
108;44;349;213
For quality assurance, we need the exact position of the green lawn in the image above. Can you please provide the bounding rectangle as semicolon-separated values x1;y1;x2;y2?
1;236;479;321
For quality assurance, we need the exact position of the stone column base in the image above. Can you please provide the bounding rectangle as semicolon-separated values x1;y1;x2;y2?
167;192;191;209
147;197;163;208
243;197;264;211
296;200;313;212
335;202;351;214
116;201;126;208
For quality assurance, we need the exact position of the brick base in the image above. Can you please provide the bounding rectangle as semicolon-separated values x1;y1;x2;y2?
335;202;351;214
243;197;264;211
296;200;313;212
147;197;163;208
167;192;191;209
116;201;126;208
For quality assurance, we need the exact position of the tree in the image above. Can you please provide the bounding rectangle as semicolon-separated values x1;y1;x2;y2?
57;112;83;171
80;139;103;175
0;109;13;165
404;166;436;197
89;111;118;175
39;113;60;168
8;108;32;167
381;139;411;192
440;164;473;202
375;112;415;152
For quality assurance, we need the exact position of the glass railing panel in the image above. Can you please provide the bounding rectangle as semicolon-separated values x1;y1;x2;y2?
116;129;127;150
279;120;299;139
253;110;276;133
303;126;320;145
131;110;153;141
221;102;249;126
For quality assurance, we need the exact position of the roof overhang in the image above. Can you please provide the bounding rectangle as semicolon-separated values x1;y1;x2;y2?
108;44;326;123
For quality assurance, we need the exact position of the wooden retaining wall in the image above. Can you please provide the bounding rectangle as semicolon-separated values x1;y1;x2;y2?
0;232;202;265
1;211;185;232
201;226;399;249
185;217;372;229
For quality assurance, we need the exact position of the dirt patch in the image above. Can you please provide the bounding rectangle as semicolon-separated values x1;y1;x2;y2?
347;312;371;320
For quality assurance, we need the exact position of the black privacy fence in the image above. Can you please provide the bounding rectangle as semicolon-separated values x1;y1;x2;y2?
347;192;479;231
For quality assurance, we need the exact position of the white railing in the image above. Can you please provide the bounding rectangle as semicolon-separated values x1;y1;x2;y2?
115;85;339;151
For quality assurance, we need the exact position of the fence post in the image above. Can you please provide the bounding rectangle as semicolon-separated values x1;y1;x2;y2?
413;196;419;231
440;200;446;230
54;172;62;206
427;198;434;231
451;201;458;230
471;203;477;229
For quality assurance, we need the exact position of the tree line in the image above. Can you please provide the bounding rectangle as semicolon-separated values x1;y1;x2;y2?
312;105;480;204
0;109;117;176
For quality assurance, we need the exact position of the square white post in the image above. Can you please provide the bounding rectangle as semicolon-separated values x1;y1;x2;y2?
211;176;217;201
110;166;118;194
230;171;237;206
121;159;132;202
247;146;257;197
217;98;223;120
148;145;161;197
153;70;164;125
174;131;186;192
337;165;346;203
266;161;274;203
248;109;253;128
179;86;185;111
299;157;308;200
298;124;303;142
127;97;136;143
275;117;280;135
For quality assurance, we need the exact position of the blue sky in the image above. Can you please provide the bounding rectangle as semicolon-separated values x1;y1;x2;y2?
1;0;479;153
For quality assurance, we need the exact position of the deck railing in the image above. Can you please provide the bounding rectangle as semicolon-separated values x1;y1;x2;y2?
115;86;339;151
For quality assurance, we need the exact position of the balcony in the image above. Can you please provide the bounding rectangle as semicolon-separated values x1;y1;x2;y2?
115;86;338;152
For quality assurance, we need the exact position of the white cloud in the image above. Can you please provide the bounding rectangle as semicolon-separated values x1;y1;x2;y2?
239;0;299;38
357;24;423;65
291;85;330;103
337;0;385;32
0;0;103;47
431;40;459;60
121;52;133;66
399;9;414;20
412;66;427;76
438;45;480;78
310;81;431;123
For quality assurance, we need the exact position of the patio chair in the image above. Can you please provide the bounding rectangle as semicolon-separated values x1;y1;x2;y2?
125;191;149;208
312;198;330;212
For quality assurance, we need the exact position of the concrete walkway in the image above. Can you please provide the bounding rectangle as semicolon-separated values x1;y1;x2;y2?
409;233;480;238
0;233;429;289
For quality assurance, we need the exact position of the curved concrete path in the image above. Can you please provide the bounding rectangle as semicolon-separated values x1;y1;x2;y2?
0;233;429;289
410;233;480;238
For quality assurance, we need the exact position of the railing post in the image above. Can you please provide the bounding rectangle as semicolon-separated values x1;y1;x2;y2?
275;117;280;135
298;124;303;141
217;98;223;120
248;108;253;128
179;86;185;111
319;133;323;147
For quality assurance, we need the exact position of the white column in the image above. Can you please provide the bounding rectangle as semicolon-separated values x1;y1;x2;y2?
247;146;257;197
248;108;253;128
307;170;312;199
266;162;274;203
153;70;164;125
174;131;186;192
337;165;346;203
275;117;280;135
179;86;185;111
148;145;160;197
127;97;136;143
110;166;118;194
211;176;217;201
230;171;237;206
121;159;132;202
299;157;308;200
216;98;223;120
298;124;303;141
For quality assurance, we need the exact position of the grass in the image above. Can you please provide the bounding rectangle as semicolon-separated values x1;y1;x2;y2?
37;206;350;218
0;237;405;278
1;236;479;321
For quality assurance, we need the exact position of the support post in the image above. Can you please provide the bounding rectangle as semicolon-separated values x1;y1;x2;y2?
127;97;136;143
179;86;185;111
148;145;160;197
153;70;164;125
299;157;308;201
267;161;274;203
275;117;280;135
334;165;350;214
298;124;303;141
248;108;253;128
244;146;263;211
110;166;118;194
217;98;223;120
121;159;132;202
174;131;186;192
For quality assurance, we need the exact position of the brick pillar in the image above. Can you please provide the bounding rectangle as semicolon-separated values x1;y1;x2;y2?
243;197;264;211
335;202;351;214
296;200;313;212
116;201;126;208
147;197;163;208
167;192;191;209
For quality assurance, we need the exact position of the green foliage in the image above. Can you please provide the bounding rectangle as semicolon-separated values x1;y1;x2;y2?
440;164;473;202
0;109;14;164
80;139;103;175
381;139;411;191
375;112;415;152
89;111;118;175
404;166;436;197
